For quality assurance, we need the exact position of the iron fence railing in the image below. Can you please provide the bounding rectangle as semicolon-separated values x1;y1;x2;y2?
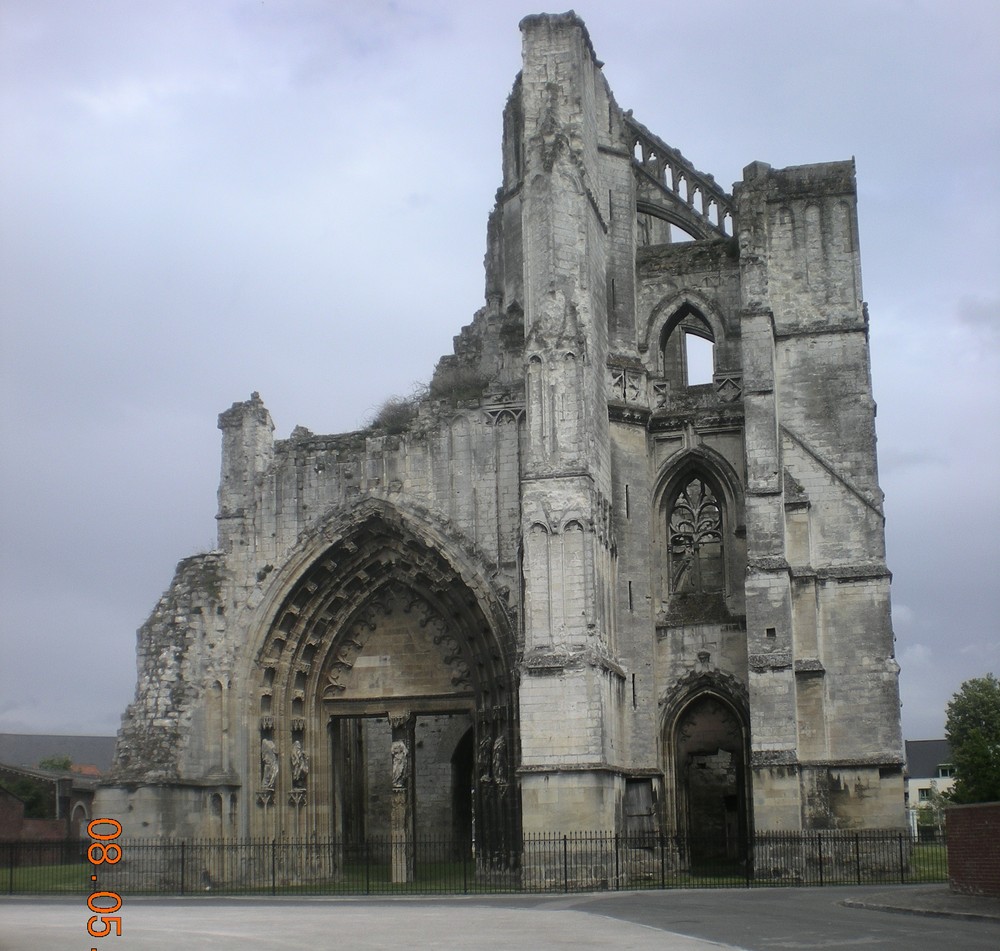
1;830;948;896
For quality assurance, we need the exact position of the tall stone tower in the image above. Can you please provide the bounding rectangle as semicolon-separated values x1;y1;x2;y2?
97;13;904;858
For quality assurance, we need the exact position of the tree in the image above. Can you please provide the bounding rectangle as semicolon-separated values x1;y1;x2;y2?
0;775;49;818
944;673;1000;804
915;783;947;839
37;754;72;772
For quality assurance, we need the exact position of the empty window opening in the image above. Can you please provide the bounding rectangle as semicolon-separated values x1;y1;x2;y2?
660;306;716;394
685;332;714;385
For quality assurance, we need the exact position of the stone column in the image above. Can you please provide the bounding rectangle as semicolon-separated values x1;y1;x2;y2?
388;711;415;883
517;11;622;838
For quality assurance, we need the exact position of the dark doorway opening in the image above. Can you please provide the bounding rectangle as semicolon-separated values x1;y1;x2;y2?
330;712;475;846
673;693;749;871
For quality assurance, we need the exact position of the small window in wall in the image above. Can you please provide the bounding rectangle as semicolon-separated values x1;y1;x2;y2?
685;332;714;385
918;788;932;802
937;765;955;778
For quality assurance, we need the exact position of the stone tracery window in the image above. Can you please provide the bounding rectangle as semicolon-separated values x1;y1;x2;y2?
668;477;724;593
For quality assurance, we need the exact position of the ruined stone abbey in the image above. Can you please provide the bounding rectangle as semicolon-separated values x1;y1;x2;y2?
97;13;905;858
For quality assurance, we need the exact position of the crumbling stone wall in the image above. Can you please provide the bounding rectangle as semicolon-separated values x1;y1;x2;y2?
106;553;229;786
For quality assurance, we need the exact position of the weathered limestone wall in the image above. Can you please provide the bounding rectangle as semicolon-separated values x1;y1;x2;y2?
735;160;902;830
514;12;625;832
219;400;523;586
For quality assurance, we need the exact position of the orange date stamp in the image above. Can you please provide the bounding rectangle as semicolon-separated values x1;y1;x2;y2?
86;818;123;948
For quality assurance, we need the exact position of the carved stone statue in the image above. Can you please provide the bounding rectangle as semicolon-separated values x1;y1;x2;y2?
478;730;493;784
261;737;278;790
391;739;408;789
291;739;309;787
492;733;508;787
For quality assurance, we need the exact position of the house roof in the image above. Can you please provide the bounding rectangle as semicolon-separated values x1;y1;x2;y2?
0;733;116;774
904;739;953;779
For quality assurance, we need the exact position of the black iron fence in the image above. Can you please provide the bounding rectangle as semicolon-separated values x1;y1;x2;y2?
2;830;948;896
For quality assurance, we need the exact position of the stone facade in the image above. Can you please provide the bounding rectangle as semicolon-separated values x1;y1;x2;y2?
97;13;905;853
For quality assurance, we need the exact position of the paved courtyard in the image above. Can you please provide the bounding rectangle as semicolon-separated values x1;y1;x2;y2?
2;887;998;951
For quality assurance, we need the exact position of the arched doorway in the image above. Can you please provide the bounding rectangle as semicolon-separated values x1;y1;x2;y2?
672;691;749;868
246;505;517;876
70;801;88;839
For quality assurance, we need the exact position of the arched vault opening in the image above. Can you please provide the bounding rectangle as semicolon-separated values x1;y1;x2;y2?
660;673;751;869
248;504;517;866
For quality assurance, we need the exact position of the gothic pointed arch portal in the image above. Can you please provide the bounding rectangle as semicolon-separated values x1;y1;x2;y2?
662;675;751;870
250;506;518;869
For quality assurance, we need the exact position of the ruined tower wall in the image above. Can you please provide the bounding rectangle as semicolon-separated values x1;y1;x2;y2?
736;161;902;829
514;13;625;831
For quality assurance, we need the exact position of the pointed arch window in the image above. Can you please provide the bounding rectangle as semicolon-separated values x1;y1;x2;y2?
660;305;715;390
668;477;724;593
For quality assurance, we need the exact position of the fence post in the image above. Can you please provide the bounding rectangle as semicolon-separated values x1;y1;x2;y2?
270;839;276;896
659;833;665;890
898;833;905;883
563;835;568;893
180;842;185;896
614;833;619;890
854;833;861;885
7;842;14;895
817;835;824;887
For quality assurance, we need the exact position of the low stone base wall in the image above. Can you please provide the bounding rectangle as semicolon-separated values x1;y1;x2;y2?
752;831;912;884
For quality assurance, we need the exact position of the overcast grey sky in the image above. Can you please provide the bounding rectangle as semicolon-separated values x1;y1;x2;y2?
1;1;997;747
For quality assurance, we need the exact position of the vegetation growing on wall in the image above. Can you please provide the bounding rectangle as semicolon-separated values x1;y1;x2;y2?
368;396;421;434
429;362;488;405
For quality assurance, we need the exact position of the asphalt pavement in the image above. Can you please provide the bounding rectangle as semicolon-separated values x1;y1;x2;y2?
1;885;997;951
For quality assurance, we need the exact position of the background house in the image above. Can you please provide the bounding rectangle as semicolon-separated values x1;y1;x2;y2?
904;739;955;836
0;733;116;839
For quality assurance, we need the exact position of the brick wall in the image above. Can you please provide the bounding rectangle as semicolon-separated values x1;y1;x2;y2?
0;795;69;842
946;802;1000;898
0;789;25;839
21;818;68;841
